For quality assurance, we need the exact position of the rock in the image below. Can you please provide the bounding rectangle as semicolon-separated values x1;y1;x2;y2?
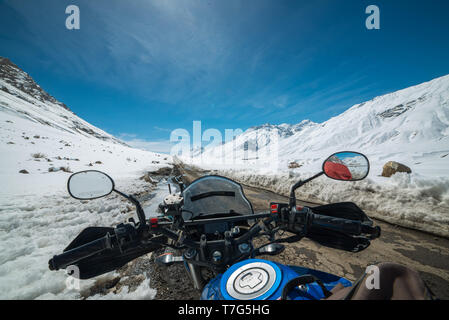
48;166;72;173
381;161;412;177
288;161;301;169
140;173;157;184
60;166;72;173
31;152;46;159
19;169;29;174
147;167;172;176
95;161;102;164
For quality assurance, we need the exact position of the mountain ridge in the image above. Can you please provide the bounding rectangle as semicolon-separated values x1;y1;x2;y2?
244;73;449;132
0;56;127;146
0;57;70;112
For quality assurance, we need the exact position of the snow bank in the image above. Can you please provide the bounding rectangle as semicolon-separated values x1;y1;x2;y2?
212;168;449;238
0;176;163;300
86;274;157;300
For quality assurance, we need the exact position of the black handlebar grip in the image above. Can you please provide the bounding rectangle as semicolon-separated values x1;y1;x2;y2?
49;233;113;271
362;225;381;239
310;213;362;235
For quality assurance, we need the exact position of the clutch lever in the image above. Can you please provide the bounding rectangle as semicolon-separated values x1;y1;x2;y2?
155;252;184;267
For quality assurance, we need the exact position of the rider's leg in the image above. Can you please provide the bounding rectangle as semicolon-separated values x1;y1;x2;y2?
352;262;430;300
326;262;434;300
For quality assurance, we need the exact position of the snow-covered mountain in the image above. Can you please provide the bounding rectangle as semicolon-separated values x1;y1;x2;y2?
189;74;449;177
0;57;171;196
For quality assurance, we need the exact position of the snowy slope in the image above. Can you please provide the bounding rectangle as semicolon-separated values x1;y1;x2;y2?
0;57;171;299
0;57;171;195
185;75;449;237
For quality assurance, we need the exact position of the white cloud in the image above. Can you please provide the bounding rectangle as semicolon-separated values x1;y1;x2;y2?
122;137;173;154
153;126;172;133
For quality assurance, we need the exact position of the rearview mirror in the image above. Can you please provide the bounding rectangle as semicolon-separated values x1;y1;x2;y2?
322;152;369;181
68;170;115;200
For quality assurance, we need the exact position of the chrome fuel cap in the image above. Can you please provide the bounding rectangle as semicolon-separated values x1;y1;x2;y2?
223;260;281;300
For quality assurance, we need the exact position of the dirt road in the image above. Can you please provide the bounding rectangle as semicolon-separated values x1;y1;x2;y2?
176;163;449;299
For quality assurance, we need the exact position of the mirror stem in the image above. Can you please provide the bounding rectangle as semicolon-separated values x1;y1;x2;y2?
289;171;324;209
113;189;147;226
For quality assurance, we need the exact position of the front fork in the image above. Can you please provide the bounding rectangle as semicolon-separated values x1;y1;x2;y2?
184;261;206;291
155;248;207;291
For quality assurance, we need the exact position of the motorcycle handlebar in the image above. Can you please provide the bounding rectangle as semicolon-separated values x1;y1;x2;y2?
309;213;363;235
48;207;381;275
48;233;114;271
305;210;380;238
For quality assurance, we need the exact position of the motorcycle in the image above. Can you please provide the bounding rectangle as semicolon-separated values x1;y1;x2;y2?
48;151;381;300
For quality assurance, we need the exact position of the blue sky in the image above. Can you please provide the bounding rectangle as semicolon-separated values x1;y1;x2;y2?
1;0;449;153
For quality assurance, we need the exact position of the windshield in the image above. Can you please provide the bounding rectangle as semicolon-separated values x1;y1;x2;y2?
182;176;254;220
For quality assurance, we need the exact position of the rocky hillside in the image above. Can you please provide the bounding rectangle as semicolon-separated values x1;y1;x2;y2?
0;57;126;146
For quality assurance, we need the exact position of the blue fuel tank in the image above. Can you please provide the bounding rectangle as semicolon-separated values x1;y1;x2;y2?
201;259;352;300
